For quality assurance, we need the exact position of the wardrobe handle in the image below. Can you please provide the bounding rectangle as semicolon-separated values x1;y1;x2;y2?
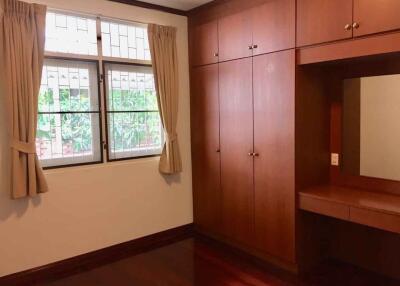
344;24;352;31
252;44;258;49
253;152;259;157
248;152;254;156
213;52;219;57
352;22;360;29
216;149;221;153
248;45;253;50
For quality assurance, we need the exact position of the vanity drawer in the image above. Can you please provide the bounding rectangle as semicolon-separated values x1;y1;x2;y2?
299;195;349;220
350;207;400;234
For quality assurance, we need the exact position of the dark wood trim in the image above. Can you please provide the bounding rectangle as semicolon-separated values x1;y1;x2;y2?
108;0;188;16
0;224;194;286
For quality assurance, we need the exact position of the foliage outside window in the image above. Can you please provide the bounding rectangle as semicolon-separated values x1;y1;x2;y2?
105;64;163;160
37;59;101;167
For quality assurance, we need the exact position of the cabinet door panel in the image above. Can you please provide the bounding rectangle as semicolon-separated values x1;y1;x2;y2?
191;64;221;234
253;50;295;262
219;58;254;245
297;0;353;47
218;10;253;62
252;0;295;55
191;21;219;66
354;0;400;37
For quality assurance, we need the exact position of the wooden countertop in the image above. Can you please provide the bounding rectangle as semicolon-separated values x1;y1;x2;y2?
299;185;400;234
299;185;400;216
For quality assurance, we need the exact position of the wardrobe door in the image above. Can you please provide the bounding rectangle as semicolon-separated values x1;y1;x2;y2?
252;0;295;56
191;20;219;66
253;50;295;263
219;58;254;245
218;10;253;62
353;0;400;37
191;64;221;234
296;0;353;47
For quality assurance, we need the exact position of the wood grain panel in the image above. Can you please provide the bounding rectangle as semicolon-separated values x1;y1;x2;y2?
342;79;361;176
218;10;253;62
299;195;350;220
219;58;254;246
191;21;219;66
252;0;295;55
191;64;221;235
350;207;400;234
353;0;400;37
296;0;353;47
253;50;295;263
297;31;400;65
295;65;331;190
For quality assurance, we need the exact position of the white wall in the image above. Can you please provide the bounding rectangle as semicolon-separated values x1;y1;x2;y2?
0;0;192;277
360;75;400;181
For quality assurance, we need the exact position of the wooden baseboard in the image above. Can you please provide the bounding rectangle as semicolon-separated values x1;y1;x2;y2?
0;224;193;286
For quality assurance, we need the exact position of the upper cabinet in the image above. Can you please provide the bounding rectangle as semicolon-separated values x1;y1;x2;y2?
218;0;295;62
353;0;400;37
191;20;219;66
297;0;400;47
218;10;253;62
252;0;295;56
297;0;353;47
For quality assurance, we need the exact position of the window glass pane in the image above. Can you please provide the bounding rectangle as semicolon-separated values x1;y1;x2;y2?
106;65;158;111
45;11;98;56
105;64;162;160
39;60;99;112
101;20;151;61
37;59;101;167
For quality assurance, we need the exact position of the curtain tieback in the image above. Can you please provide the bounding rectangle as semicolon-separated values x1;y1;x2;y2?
165;133;178;142
11;139;36;154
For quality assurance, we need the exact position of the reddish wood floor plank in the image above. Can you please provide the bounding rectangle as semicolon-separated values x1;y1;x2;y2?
35;237;399;286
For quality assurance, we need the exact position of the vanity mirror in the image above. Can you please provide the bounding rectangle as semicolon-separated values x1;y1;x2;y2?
342;74;400;181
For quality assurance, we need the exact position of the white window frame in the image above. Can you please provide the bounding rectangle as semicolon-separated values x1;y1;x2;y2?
38;58;102;168
40;8;161;168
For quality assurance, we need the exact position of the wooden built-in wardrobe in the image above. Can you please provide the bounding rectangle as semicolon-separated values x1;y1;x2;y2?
190;0;400;278
190;0;296;270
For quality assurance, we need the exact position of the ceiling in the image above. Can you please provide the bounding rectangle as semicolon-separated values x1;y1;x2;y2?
139;0;214;11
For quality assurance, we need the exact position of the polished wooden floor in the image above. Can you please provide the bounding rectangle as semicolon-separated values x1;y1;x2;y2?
36;236;398;286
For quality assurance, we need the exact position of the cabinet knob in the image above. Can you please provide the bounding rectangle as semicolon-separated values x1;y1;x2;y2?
248;45;253;50
252;44;258;49
253;152;259;157
216;149;221;153
352;22;360;29
248;152;254;156
213;52;219;57
344;24;352;31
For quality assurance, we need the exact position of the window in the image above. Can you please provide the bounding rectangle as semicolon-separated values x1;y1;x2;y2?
105;64;163;160
101;20;151;61
37;10;161;168
45;11;98;55
37;59;102;167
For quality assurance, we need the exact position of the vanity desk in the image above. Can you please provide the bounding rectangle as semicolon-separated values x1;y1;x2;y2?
296;41;400;279
299;185;400;234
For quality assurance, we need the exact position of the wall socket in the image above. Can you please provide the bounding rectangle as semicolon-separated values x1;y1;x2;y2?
331;153;339;166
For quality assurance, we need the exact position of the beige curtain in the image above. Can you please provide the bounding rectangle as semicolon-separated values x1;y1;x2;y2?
148;24;182;174
0;0;48;199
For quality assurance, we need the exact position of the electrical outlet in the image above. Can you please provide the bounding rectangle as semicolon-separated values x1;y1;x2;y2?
331;153;339;166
